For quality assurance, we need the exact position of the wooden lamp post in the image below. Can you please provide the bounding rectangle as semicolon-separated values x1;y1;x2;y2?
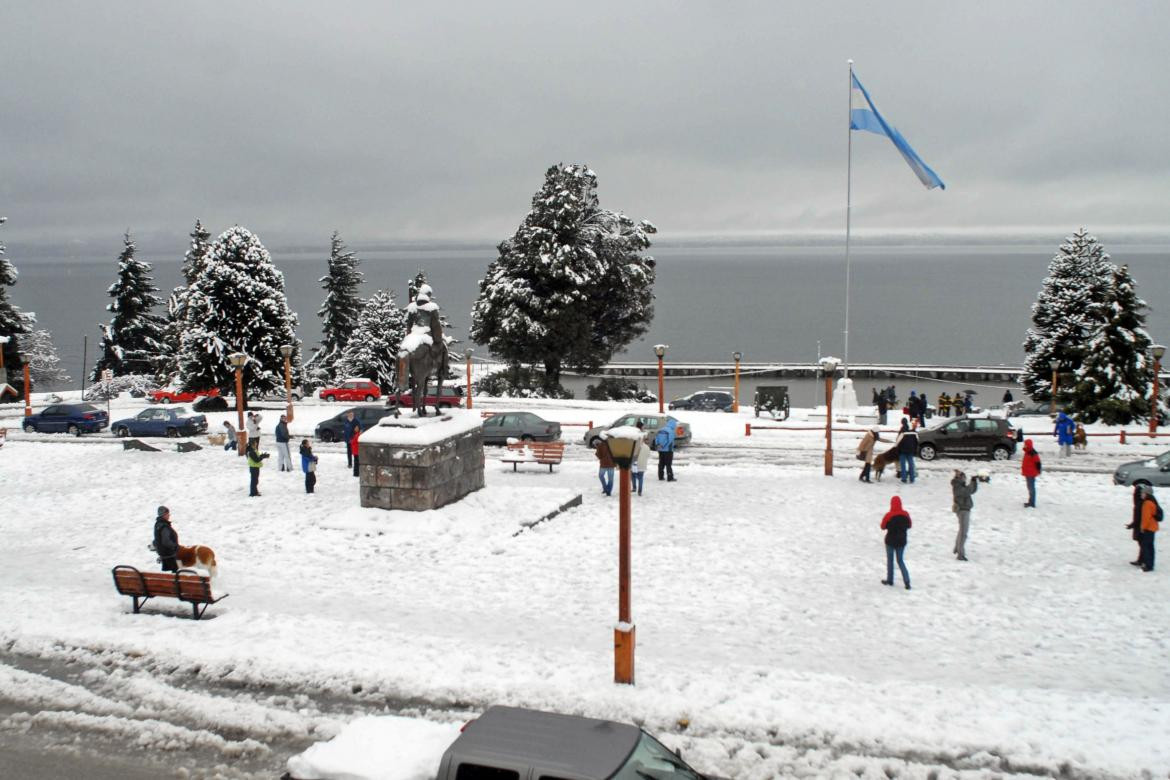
1049;359;1060;406
654;344;667;414
732;351;742;413
820;356;840;476
280;344;295;422
605;428;640;685
228;352;248;455
1151;344;1165;437
465;348;474;410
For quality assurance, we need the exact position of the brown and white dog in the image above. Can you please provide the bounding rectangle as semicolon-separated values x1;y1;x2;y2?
176;545;218;579
871;446;900;482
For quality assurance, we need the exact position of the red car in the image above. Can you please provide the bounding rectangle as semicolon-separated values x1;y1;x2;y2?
320;379;381;403
385;386;464;409
149;388;220;405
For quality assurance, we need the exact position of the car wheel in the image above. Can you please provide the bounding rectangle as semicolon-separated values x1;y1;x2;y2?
589;435;602;448
365;395;375;402
159;397;171;404
991;445;1011;461
68;424;81;437
521;434;534;442
116;426;129;438
166;428;179;439
325;395;337;402
320;430;336;443
918;443;937;461
23;422;36;434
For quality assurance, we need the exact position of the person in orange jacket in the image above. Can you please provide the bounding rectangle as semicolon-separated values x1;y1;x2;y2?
1138;486;1162;572
1020;439;1042;508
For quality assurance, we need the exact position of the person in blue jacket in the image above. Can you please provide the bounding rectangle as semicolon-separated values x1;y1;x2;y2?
1054;411;1076;458
342;410;358;468
654;417;678;482
299;438;319;494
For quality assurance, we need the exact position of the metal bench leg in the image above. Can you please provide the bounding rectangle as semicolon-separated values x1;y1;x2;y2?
513;462;518;471
133;596;141;614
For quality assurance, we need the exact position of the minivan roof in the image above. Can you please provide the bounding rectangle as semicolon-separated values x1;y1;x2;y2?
442;706;640;778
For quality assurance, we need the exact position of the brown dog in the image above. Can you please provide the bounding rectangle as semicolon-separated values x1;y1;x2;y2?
871;446;900;482
176;545;218;579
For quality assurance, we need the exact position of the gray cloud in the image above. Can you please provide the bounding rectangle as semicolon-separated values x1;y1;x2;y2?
2;1;1167;247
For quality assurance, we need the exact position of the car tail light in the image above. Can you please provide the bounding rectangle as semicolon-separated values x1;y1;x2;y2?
83;413;97;420
676;426;685;436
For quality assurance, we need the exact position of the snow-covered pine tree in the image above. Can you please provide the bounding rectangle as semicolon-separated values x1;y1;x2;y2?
469;164;656;392
1020;228;1116;401
334;289;406;390
309;231;364;384
175;226;300;394
91;231;168;381
0;217;34;391
406;270;458;345
161;220;213;380
19;329;71;387
1070;264;1154;424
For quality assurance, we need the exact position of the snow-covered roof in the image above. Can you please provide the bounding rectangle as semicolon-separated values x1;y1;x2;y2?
362;409;481;446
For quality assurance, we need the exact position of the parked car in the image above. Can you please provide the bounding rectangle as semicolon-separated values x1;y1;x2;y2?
22;403;109;436
320;379;381;403
315;406;398;442
385;385;464;409
669;390;734;412
111;407;208;438
1007;400;1055;418
430;706;722;780
250;386;305;402
149;387;220;405
193;395;230;412
583;413;692;448
915;414;1018;461
1113;449;1170;488
480;411;561;445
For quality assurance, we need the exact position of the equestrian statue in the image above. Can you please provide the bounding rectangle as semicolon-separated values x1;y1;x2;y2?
397;284;450;416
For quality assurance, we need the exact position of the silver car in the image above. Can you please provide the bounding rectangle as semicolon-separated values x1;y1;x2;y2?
583;413;692;448
1113;450;1170;488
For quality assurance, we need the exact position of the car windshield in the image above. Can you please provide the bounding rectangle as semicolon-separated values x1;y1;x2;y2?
611;732;703;780
172;407;189;415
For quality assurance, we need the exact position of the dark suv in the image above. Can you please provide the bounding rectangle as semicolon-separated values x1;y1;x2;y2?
916;415;1018;461
669;390;733;412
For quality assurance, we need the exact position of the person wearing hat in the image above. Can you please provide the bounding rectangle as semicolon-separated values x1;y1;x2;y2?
857;426;881;483
274;414;292;472
153;506;179;572
1020;438;1042;508
1138;485;1162;572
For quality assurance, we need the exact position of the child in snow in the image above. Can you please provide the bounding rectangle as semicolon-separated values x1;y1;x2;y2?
1021;439;1041;508
880;496;912;590
246;441;269;496
300;438;318;494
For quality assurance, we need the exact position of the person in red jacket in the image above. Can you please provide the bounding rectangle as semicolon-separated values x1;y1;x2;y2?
880;496;912;590
350;422;362;478
1021;438;1042;508
1138;486;1161;572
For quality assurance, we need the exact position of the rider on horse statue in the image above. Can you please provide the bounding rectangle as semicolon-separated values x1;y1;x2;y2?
399;285;449;415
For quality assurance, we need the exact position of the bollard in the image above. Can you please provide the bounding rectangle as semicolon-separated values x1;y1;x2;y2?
745;423;752;437
1120;430;1127;444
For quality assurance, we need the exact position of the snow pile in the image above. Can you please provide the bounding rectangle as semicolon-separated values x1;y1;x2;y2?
286;716;460;780
362;409;482;446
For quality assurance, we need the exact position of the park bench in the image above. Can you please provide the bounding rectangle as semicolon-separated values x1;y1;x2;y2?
111;565;228;620
501;440;565;472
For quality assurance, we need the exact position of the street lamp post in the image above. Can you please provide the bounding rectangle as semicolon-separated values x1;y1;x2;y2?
465;348;474;410
1151;344;1166;437
654;344;667;414
605;429;640;685
228;352;248;455
23;362;32;417
820;356;840;476
732;351;742;413
1049;359;1060;405
280;345;294;422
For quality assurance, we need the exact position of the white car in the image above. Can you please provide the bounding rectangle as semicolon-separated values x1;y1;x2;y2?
250;386;304;402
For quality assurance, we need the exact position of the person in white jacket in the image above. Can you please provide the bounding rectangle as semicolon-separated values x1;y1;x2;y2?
631;422;651;496
246;412;262;450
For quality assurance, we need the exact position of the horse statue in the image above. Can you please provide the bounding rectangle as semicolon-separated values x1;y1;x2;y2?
397;288;449;417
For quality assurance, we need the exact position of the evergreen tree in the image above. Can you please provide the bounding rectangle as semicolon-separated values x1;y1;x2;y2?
1070;265;1155;423
92;231;168;380
0;217;34;391
19;329;71;387
469;164;656;390
334;289;406;390
162;220;212;380
1020;228;1115;401
309;231;364;383
175;226;300;394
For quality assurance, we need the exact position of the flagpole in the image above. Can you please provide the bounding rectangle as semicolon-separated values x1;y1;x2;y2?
843;59;854;379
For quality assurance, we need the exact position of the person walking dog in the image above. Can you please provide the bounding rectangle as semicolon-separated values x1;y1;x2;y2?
880;496;912;590
951;469;979;561
1021;438;1041;508
153;506;179;572
857;426;880;483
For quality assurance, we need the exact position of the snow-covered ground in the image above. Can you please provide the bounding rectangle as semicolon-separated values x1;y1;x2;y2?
2;394;1169;778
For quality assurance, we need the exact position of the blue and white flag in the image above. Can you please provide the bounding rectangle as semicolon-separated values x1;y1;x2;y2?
850;72;945;190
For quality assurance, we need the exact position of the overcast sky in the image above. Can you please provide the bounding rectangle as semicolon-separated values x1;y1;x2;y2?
3;1;1168;248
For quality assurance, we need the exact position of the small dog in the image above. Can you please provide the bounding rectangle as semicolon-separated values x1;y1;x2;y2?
871;446;900;482
1074;423;1087;451
176;545;218;579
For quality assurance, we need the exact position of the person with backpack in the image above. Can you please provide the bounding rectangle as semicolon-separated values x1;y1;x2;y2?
654;417;678;482
880;496;912;590
300;438;319;494
895;418;918;484
1021;438;1041;508
1138;485;1161;572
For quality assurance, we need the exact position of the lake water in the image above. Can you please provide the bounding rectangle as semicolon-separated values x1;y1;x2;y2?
9;238;1169;397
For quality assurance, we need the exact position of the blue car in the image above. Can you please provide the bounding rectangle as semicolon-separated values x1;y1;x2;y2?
111;406;208;438
23;403;110;436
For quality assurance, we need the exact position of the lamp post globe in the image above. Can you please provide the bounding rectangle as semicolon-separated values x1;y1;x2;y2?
732;351;743;413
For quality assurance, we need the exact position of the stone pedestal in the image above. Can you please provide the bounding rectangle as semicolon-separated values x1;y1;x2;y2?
358;410;485;511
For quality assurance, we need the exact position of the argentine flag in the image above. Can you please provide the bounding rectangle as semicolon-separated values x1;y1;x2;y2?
850;72;945;190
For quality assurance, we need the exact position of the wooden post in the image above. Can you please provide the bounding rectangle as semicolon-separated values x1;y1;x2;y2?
1150;355;1162;437
283;353;294;422
824;372;834;476
614;465;634;685
1120;429;1127;444
23;363;32;416
234;368;247;456
745;422;752;437
465;352;473;410
732;353;741;413
657;356;664;414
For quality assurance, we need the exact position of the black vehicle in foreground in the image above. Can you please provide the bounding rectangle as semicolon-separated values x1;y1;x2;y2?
314;406;399;442
915;414;1018;461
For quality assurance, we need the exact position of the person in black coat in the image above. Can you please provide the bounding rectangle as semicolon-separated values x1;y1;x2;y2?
342;411;358;468
895;418;918;484
1128;484;1146;566
153;506;179;572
